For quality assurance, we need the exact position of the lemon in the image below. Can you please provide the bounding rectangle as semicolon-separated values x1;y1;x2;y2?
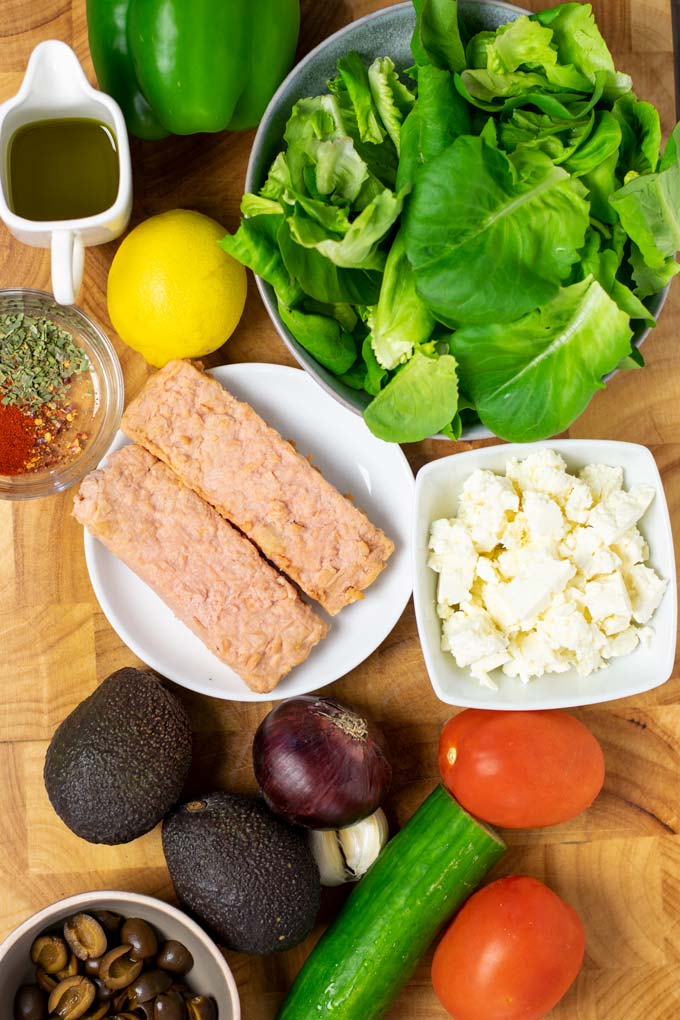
107;209;247;368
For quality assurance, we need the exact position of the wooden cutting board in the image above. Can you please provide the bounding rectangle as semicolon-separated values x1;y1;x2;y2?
1;1;679;1018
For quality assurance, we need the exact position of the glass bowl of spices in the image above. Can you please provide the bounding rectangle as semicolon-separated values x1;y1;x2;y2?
0;289;123;499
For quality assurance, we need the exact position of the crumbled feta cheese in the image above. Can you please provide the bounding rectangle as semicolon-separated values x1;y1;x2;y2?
589;484;655;545
428;520;477;608
579;463;624;501
625;563;668;624
428;449;666;689
456;469;519;552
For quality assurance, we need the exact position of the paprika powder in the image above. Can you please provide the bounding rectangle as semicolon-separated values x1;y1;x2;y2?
0;402;36;475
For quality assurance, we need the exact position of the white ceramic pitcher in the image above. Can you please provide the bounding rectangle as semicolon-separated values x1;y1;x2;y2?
0;40;132;305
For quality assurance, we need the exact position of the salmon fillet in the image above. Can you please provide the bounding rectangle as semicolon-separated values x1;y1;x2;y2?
121;360;395;615
73;445;328;693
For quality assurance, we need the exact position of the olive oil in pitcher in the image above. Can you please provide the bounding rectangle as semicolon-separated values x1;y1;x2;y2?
7;118;119;222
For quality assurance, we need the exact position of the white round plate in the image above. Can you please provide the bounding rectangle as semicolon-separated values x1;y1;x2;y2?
84;363;414;702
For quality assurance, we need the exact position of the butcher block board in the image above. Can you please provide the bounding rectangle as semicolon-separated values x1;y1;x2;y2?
1;1;679;1018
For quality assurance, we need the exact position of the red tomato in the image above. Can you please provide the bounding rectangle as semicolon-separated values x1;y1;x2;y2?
431;875;585;1020
438;709;604;828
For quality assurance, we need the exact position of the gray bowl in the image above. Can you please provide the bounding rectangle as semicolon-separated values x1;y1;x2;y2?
246;0;668;442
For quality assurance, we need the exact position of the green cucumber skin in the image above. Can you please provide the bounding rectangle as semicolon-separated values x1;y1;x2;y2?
277;785;505;1020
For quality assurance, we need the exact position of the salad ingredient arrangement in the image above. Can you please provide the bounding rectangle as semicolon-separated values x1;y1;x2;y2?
428;448;667;686
224;0;680;443
277;785;505;1020
162;792;321;954
73;444;328;692
43;668;192;845
309;807;389;886
431;875;585;1020
107;210;247;368
14;910;215;1020
87;0;300;138
253;696;392;828
439;709;605;828
121;359;394;615
0;311;92;475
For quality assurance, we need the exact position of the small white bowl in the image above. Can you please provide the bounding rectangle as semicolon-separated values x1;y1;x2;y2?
0;890;240;1018
413;440;677;709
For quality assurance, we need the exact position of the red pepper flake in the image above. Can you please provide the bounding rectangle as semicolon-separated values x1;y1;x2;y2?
0;402;36;475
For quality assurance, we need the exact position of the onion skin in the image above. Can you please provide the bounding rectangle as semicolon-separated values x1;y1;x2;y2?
253;696;392;829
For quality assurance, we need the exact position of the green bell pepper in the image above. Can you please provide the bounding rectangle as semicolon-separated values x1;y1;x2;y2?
87;0;300;139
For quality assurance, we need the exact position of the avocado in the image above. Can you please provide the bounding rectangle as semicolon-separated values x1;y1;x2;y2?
162;792;321;954
44;667;192;845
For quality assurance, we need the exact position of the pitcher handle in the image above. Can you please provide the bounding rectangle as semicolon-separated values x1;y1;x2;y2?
51;230;84;305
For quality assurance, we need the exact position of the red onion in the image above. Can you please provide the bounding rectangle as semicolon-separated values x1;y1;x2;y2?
253;696;392;829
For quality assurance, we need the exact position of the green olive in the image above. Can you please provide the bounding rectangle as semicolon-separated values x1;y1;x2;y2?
119;919;157;962
30;934;68;974
12;984;47;1020
47;976;96;1020
35;969;58;994
156;942;193;977
185;998;217;1020
91;912;122;936
98;946;143;991
64;914;108;961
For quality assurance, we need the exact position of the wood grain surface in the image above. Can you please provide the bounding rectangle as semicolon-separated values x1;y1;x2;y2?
1;1;680;1018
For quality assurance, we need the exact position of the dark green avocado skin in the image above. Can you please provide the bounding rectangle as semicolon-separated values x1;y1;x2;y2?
44;667;192;845
162;792;321;954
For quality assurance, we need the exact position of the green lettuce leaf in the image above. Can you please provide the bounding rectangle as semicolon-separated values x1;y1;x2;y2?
283;96;369;203
397;64;471;188
278;219;382;305
610;124;680;269
362;335;387;396
404;134;589;326
363;351;459;442
367;57;415;153
220;215;302;308
564;110;621;176
450;278;633;442
533;2;632;98
411;0;466;74
499;107;593;163
613;94;661;176
367;229;435;370
629;243;680;298
286;187;404;270
335;52;385;144
278;301;357;375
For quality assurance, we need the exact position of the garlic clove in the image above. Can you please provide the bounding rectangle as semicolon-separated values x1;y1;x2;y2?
310;808;389;887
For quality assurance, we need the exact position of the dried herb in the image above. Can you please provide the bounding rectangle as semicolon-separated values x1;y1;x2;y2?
0;312;90;412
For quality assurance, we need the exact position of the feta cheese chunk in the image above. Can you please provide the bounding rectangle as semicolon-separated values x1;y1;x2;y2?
625;563;668;624
428;520;477;608
441;605;509;671
457;469;519;552
428;450;666;690
589;484;655;545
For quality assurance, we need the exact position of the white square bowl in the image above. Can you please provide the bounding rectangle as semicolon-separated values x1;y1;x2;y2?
413;440;677;709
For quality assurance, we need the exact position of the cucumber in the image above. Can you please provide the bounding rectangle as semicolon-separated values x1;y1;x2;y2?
277;784;505;1020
